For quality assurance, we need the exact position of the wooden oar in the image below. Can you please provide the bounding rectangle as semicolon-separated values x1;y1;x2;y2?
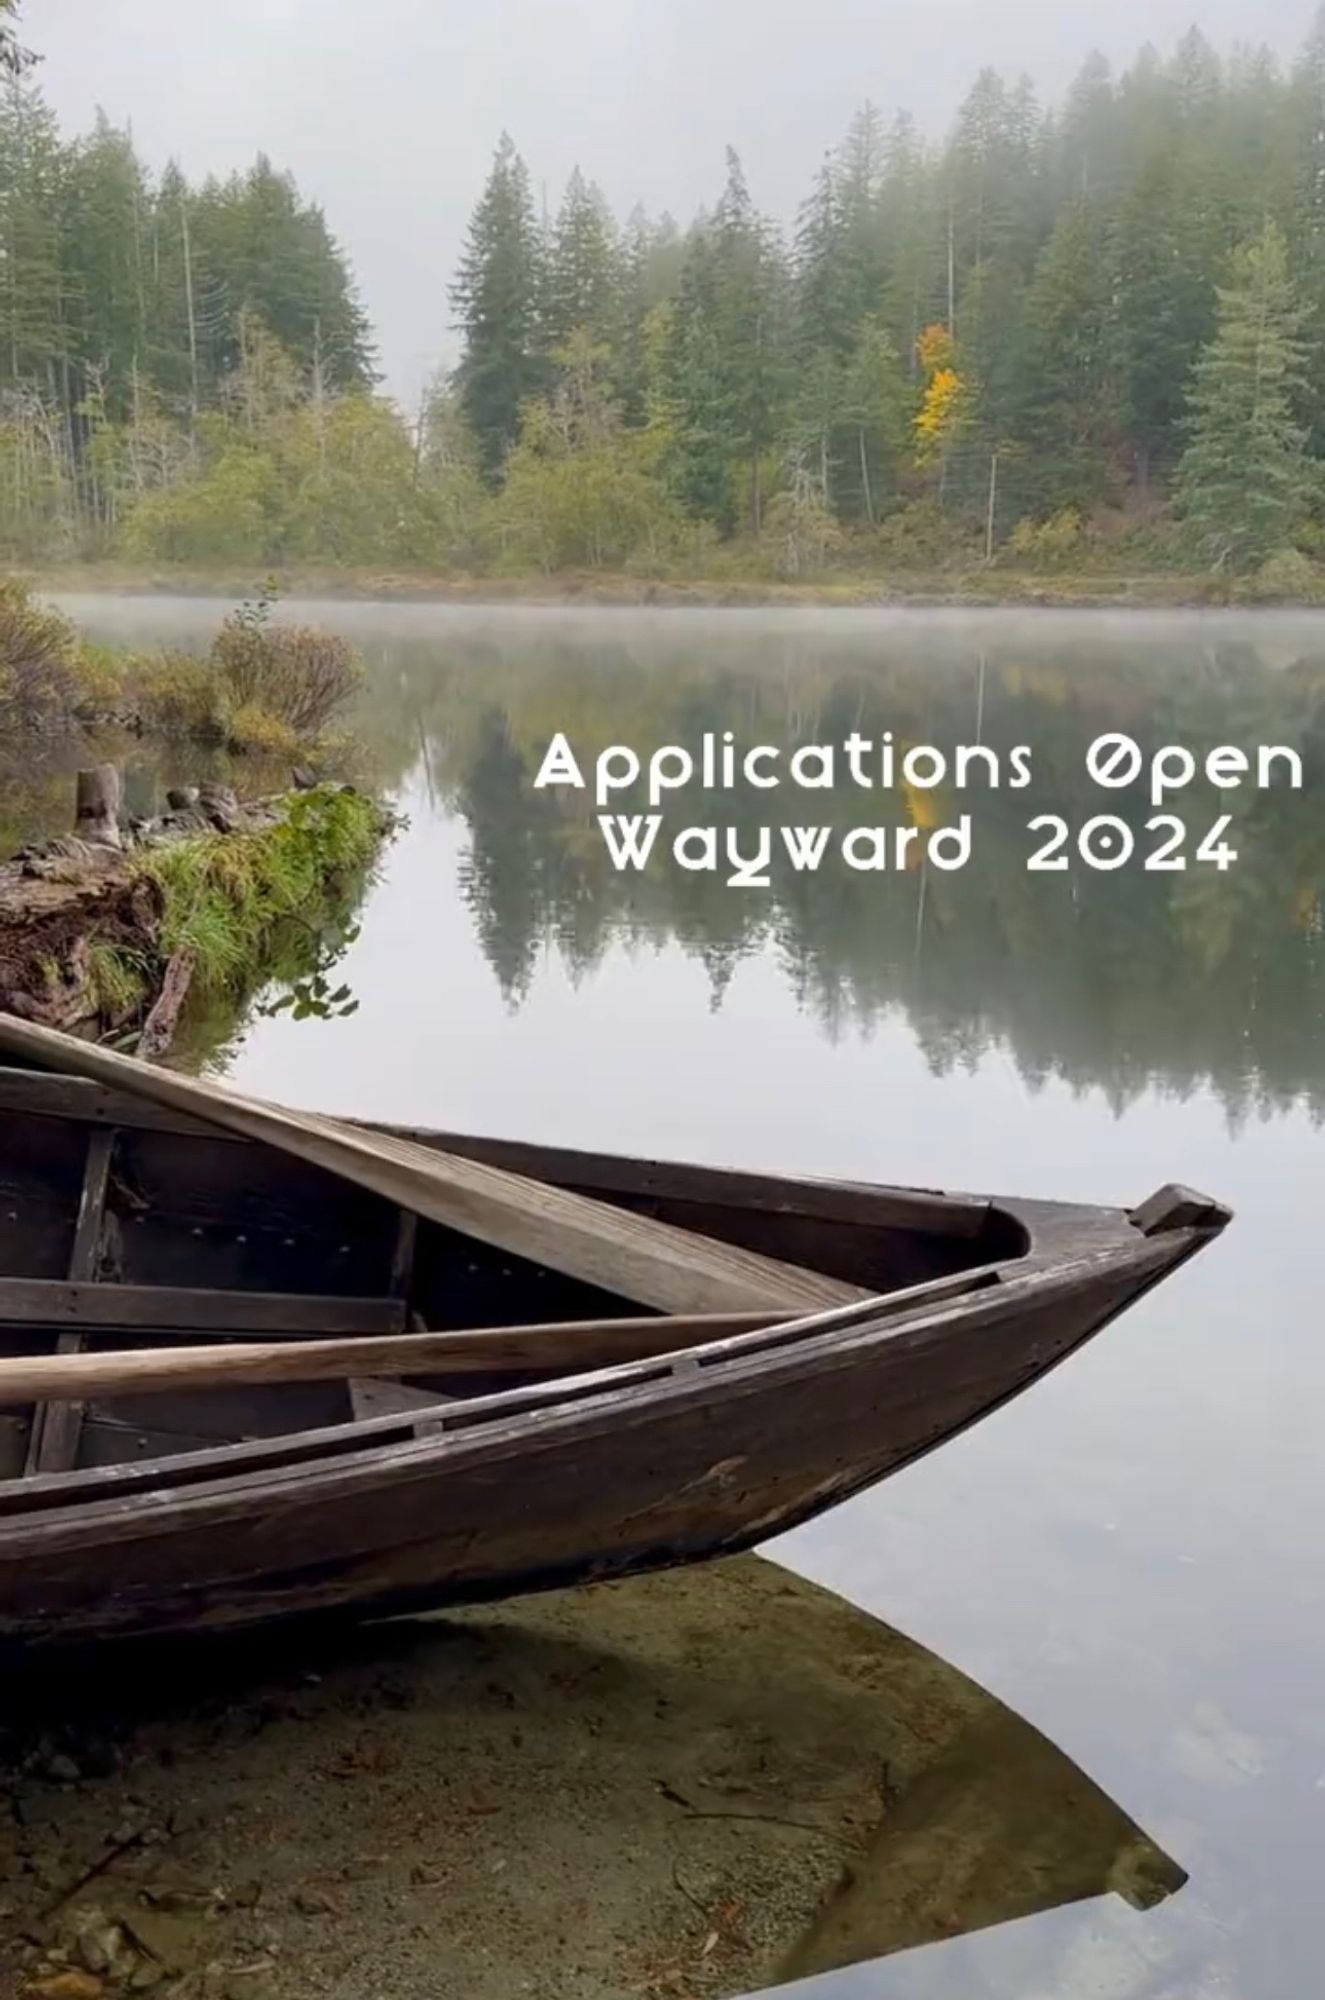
0;1018;867;1317
0;1309;794;1407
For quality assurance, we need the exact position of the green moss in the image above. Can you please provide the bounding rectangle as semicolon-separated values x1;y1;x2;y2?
136;786;389;999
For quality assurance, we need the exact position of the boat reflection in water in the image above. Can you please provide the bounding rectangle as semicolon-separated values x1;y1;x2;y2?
725;1563;1184;2000
766;1685;1181;1993
0;1553;1184;1999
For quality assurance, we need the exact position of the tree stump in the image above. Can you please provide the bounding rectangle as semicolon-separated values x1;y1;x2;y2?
74;766;122;849
198;781;240;831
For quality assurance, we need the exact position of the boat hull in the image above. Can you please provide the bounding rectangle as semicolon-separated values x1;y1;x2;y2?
0;1026;1231;1650
0;1224;1205;1648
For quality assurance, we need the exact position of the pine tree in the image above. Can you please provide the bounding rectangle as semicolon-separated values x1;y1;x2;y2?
836;103;890;328
0;1;35;76
0;75;66;389
62;113;151;419
1175;222;1312;567
451;133;545;478
1109;144;1216;486
614;205;681;422
1291;3;1325;450
876;112;942;369
191;157;375;391
664;149;789;533
1013;198;1116;507
1057;53;1118;202
542;167;618;356
794;157;847;359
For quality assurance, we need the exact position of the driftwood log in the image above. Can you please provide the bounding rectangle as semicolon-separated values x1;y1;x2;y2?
0;768;303;1057
136;948;195;1061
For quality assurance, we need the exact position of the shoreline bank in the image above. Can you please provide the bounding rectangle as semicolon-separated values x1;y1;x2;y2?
21;564;1325;614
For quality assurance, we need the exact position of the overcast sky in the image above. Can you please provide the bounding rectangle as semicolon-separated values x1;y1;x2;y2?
31;0;1318;408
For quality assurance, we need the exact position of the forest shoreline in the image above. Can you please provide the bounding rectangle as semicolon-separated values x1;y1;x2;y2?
25;563;1325;613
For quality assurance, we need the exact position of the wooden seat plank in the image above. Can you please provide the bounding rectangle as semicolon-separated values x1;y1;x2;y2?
0;1277;407;1336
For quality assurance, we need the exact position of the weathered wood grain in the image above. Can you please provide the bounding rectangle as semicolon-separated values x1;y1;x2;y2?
0;1231;1224;1648
23;1126;116;1476
0;1021;867;1315
0;1309;787;1404
349;1379;453;1420
0;1277;406;1335
0;1267;1000;1514
0;1064;998;1241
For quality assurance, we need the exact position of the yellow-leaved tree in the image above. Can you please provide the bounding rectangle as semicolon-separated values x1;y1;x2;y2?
913;325;966;469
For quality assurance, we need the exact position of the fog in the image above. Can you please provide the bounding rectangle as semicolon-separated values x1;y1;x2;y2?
33;0;1317;407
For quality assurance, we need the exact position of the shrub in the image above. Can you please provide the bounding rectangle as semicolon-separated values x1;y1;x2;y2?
874;500;975;570
226;704;303;759
129;597;361;748
1007;507;1085;566
210;597;362;737
1247;547;1325;604
120;445;279;566
761;488;845;578
0;581;79;722
134;651;229;743
70;641;129;715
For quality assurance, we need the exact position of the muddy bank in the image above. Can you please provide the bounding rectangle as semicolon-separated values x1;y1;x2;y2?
0;1555;1182;2000
24;563;1325;611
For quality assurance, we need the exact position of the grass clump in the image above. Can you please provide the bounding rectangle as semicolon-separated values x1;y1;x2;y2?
84;940;149;1021
138;785;388;999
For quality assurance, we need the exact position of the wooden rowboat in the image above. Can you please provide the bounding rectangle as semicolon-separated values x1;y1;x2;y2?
0;1018;1231;1648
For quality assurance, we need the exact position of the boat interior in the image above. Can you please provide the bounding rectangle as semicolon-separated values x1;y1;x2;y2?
0;1058;1032;1486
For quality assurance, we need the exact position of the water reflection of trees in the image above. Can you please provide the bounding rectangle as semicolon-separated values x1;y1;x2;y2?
355;621;1325;1125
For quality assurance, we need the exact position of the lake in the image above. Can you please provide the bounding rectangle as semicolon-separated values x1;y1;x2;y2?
40;596;1325;1999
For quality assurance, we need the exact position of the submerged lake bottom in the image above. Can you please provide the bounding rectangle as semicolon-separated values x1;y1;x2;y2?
10;595;1325;2000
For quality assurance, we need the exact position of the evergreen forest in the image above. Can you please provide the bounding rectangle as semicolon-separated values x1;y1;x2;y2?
5;10;1325;588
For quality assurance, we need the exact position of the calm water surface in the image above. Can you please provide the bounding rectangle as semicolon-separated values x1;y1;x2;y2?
48;598;1325;1999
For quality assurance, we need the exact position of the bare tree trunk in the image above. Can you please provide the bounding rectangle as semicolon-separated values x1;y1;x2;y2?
311;314;328;477
130;156;147;349
859;427;874;523
984;450;999;562
751;311;764;536
947;194;955;336
129;351;144;494
412;387;427;488
181;193;199;438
